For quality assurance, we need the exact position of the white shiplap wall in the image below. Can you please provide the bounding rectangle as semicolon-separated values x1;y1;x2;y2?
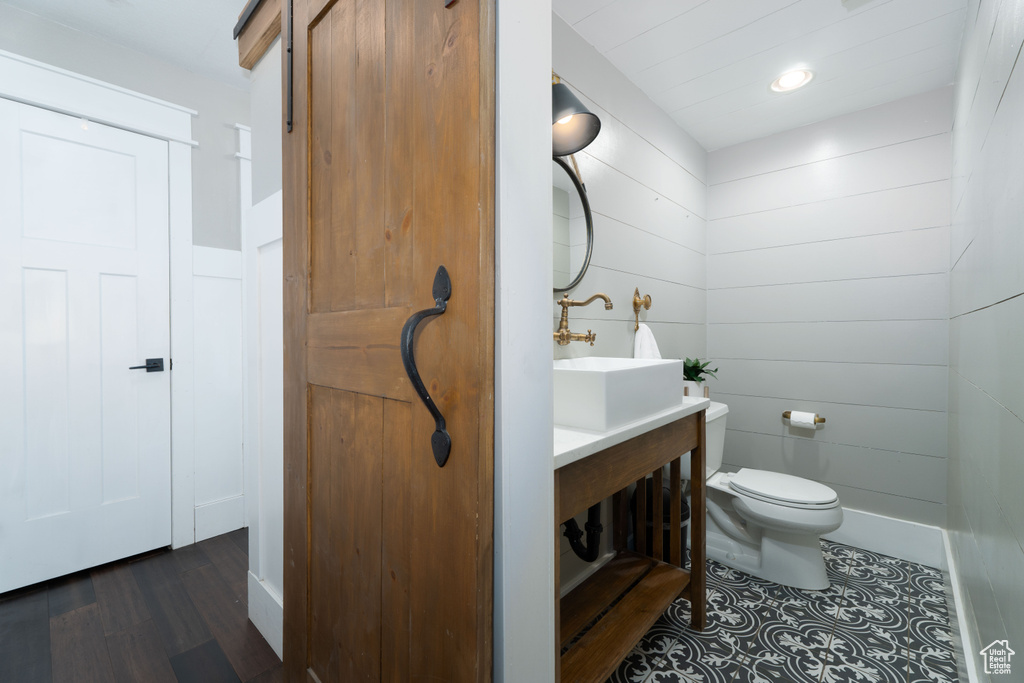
552;14;707;588
707;89;952;526
948;0;1024;665
552;14;707;363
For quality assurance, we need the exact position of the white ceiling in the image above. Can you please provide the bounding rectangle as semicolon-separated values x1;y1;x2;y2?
553;0;968;150
2;0;250;90
6;1;968;150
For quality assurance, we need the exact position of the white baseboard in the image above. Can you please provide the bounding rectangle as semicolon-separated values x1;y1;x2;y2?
248;570;284;659
820;509;981;681
822;507;944;568
944;531;980;683
194;495;245;542
559;550;616;598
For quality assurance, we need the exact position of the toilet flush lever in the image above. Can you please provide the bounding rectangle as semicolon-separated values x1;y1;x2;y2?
400;265;452;468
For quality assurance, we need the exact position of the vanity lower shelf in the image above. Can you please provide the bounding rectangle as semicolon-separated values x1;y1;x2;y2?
560;551;691;683
554;407;707;682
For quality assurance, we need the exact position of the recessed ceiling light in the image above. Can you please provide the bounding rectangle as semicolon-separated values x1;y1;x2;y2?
771;69;814;93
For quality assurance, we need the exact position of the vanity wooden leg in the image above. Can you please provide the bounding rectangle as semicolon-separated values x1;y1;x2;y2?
613;489;629;551
652;468;664;561
690;412;707;630
670;458;681;567
635;477;646;556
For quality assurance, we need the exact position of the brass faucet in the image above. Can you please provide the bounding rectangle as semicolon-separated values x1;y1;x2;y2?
554;293;613;346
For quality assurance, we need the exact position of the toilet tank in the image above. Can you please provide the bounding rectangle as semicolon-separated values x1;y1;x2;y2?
680;401;728;481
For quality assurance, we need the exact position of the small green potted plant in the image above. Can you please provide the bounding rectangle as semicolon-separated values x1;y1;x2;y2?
682;357;718;398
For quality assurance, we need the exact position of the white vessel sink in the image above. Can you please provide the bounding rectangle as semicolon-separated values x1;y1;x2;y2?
553;357;684;432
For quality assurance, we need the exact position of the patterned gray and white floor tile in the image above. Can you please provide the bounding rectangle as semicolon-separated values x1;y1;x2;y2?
606;541;961;683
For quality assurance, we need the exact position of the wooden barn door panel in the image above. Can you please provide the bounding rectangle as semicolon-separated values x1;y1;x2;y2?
283;0;494;681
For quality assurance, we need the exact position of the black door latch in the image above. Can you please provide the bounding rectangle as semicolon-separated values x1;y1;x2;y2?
128;358;164;373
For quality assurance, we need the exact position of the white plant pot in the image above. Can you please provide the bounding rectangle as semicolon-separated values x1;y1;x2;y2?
682;380;707;398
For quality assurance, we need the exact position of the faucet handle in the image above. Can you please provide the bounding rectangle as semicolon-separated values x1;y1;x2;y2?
587;329;596;346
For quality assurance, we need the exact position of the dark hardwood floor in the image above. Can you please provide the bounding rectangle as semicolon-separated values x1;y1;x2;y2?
0;528;282;683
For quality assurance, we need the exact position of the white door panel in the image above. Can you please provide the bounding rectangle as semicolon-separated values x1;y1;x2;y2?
0;99;172;592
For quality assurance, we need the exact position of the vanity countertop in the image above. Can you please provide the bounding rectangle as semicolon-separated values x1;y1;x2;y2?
554;396;710;470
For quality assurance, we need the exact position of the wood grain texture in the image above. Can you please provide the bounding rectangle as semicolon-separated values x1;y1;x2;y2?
306;385;333;680
106;619;177;683
559;553;654;648
553;411;708;680
50;604;116;683
47;572;96;618
690;411;707;630
381;399;412;683
560;561;690;683
670;458;682;567
169;544;212;574
0;588;51;682
247;665;284;683
612;489;628;550
92;564;151;636
0;532;278;683
198;534;249;605
652;467;664;561
182;564;279;682
331;391;382;683
306;308;413;400
168;639;241;683
130;552;212;657
284;0;495;680
635;476;647;557
227;528;248;556
557;415;699;522
280;0;310;675
237;0;282;70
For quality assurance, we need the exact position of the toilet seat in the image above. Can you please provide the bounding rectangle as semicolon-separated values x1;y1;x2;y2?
726;469;839;510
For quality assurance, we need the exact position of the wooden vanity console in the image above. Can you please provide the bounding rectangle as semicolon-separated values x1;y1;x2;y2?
555;409;706;683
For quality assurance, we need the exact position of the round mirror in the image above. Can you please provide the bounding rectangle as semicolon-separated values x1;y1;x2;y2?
552;156;594;292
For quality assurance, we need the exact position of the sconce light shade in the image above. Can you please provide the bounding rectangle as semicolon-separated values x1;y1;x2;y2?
552;82;601;156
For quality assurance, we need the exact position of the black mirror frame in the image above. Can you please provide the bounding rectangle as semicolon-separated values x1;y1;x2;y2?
553;155;594;293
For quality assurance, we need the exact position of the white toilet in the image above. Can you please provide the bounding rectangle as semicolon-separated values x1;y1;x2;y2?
684;401;843;590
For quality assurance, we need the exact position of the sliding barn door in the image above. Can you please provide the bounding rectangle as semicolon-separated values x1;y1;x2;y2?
283;0;494;681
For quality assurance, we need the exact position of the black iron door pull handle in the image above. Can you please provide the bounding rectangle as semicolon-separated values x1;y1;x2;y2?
129;358;164;372
401;265;452;467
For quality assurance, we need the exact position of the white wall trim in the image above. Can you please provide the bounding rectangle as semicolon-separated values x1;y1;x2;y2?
248;570;284;658
169;142;197;548
495;2;555;680
195;495;246;543
235;123;252;161
239;116;285;649
0;52;202;550
823;507;944;568
238;128;255;550
944;531;980;683
0;49;197;146
823;511;981;680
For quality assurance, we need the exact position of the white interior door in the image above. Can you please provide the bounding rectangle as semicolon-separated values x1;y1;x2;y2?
0;99;172;593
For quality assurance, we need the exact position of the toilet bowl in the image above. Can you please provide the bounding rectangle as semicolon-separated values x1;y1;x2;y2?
683;402;842;590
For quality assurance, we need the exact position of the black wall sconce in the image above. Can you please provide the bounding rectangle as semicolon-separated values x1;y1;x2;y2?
552;74;601;157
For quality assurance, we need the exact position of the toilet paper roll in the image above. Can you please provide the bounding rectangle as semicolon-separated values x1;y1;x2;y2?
788;410;818;429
